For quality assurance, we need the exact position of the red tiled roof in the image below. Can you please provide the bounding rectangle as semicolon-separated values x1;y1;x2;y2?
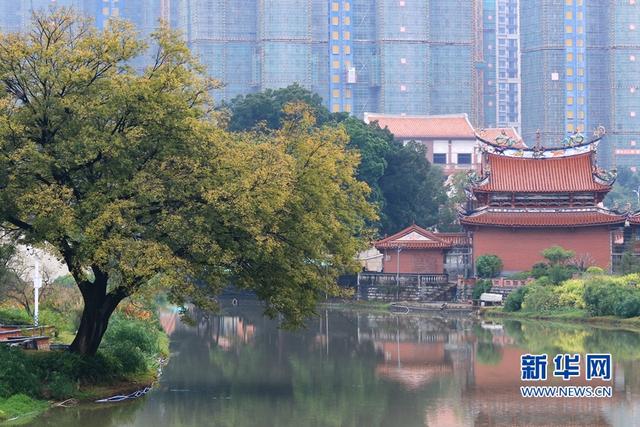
629;214;640;225
375;224;463;249
476;128;527;149
434;232;471;246
364;113;476;139
460;209;626;228
475;152;611;193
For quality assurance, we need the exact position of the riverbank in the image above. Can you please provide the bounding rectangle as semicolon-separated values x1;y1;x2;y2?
482;307;640;331
320;300;476;314
0;306;169;425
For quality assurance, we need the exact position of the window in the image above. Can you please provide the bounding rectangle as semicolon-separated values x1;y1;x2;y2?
344;2;350;11
344;104;351;113
332;89;340;98
567;123;575;132
433;153;447;164
345;89;352;98
332;104;340;112
565;39;573;47
332;2;339;11
343;31;350;40
400;57;407;64
578;111;585;119
344;46;350;54
567;110;574;118
400;26;406;32
567;96;574;105
577;12;583;20
457;153;472;165
565;11;572;19
578;68;584;76
332;17;339;25
332;60;340;69
344;17;350;25
577;39;583;46
400;84;406;91
332;45;340;54
567;82;574;90
567;68;574;76
332;31;339;40
332;75;340;83
578;96;584;104
577;26;583;34
565;0;572;4
565;25;573;33
567;53;573;61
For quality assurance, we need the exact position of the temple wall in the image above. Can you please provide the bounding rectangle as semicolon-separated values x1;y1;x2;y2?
381;248;445;274
472;227;613;272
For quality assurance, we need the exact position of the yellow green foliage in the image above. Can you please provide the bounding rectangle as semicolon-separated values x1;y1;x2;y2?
554;279;586;309
0;10;375;353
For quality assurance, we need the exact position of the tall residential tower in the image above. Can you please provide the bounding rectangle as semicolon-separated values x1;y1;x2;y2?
520;0;640;168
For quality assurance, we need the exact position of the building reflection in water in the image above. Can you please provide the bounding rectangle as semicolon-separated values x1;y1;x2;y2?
150;306;640;427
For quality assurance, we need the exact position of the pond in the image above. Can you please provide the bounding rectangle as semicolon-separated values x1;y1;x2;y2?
28;303;640;426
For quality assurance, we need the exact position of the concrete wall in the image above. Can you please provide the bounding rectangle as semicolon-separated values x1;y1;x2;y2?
381;248;445;274
472;226;613;272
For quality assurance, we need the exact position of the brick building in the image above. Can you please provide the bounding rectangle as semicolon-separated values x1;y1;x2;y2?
374;224;469;276
461;131;625;273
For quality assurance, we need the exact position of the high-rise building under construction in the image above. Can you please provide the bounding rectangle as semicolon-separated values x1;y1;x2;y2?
520;0;640;168
161;0;522;127
0;0;523;130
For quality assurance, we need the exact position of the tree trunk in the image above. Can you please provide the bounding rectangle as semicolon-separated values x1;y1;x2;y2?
69;276;127;356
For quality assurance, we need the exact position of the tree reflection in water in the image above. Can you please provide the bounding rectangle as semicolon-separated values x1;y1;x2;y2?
28;304;640;427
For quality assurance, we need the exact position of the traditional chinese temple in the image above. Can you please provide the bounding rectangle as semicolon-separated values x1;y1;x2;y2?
461;129;625;272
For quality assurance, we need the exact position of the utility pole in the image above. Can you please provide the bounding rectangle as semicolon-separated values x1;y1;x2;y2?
27;246;42;327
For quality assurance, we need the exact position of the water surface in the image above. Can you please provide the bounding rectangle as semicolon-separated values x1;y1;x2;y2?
29;304;640;426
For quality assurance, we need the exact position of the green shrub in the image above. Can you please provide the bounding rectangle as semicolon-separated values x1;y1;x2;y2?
531;262;549;279
0;307;32;325
472;279;492;300
99;314;166;374
586;266;605;275
0;347;40;398
614;293;640;318
583;277;640;317
555;279;586;309
476;255;503;278
542;246;575;265
548;264;576;285
504;286;528;312
522;285;560;312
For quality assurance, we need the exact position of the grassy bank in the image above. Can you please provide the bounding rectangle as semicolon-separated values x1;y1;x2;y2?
482;307;640;331
0;307;169;424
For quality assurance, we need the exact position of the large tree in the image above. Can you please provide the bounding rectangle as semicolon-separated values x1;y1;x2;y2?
378;142;446;234
0;11;373;355
225;84;454;235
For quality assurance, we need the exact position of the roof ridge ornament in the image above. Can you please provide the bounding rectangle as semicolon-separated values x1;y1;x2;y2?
561;132;585;148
